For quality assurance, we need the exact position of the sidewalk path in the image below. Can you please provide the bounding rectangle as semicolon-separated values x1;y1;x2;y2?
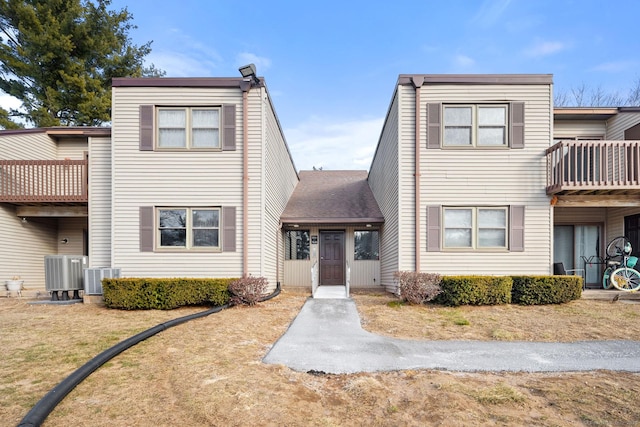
263;298;640;374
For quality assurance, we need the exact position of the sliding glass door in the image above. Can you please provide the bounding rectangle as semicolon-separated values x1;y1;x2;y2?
554;225;602;285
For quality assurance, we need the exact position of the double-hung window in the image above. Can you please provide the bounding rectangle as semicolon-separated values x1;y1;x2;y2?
443;207;508;249
158;207;220;249
443;105;508;147
354;230;380;260
157;107;220;149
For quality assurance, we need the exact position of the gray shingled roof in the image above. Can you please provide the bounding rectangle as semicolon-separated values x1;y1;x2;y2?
281;170;384;224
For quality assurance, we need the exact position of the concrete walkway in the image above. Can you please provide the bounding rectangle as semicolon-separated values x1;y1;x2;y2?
263;298;640;374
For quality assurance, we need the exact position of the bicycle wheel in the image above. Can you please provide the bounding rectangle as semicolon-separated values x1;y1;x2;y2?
609;267;640;291
606;236;631;258
602;266;614;289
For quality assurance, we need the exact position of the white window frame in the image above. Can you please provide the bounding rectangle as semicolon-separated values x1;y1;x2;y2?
443;207;508;250
156;107;221;150
443;104;509;148
157;207;221;251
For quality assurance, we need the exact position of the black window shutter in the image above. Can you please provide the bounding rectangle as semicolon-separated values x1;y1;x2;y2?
427;103;441;149
426;205;441;251
139;105;154;151
510;102;525;149
510;205;525;252
139;206;154;252
222;104;236;151
222;206;236;252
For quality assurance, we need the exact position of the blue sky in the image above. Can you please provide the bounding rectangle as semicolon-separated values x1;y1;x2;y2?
3;0;640;170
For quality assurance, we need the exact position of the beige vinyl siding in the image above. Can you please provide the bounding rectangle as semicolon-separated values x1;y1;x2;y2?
368;88;400;292
419;83;553;276
56;138;88;159
0;132;59;288
57;217;86;254
245;88;265;279
554;121;606;138
606;207;640;242
606;111;640;140
398;84;417;273
88;136;112;267
283;225;381;289
284;257;312;287
263;89;298;289
0;132;57;160
0;206;57;288
111;86;245;278
554;207;607;224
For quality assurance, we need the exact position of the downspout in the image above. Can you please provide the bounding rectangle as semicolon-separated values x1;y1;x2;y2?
241;82;251;277
276;221;281;288
411;76;424;272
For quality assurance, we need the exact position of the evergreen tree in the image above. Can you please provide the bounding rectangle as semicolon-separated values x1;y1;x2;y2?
0;0;163;128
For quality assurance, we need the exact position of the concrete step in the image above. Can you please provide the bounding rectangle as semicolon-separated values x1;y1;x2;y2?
313;286;348;299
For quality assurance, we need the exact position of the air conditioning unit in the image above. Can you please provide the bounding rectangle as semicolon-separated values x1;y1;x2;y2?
83;268;121;295
44;255;88;293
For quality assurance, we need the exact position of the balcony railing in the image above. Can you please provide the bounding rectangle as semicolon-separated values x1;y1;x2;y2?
546;140;640;195
0;159;88;202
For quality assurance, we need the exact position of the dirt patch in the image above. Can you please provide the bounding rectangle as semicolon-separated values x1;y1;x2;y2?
1;291;639;426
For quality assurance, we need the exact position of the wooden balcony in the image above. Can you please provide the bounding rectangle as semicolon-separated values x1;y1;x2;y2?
546;140;640;195
0;159;88;203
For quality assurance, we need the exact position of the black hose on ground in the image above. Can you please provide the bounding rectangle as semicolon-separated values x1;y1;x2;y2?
17;282;281;427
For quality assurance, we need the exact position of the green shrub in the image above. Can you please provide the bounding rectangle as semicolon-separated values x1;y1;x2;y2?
436;276;512;306
394;271;442;305
102;277;234;310
228;276;269;306
511;275;582;305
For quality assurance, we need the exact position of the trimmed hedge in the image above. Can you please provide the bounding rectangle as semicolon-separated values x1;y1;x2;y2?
102;277;234;310
436;275;512;306
511;275;582;305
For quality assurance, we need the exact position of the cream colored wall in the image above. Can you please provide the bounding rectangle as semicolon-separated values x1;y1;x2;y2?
606;111;640;140
88;136;112;267
0;206;57;289
56;138;88;159
368;89;400;292
417;83;553;276
606;207;640;242
0;132;57;160
0;132;78;289
283;225;382;289
111;86;246;278
553;121;606;138
57;217;87;255
554;207;607;224
397;85;418;273
262;90;298;290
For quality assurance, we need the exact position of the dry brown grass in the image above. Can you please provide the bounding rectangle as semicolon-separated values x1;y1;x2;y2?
1;290;639;426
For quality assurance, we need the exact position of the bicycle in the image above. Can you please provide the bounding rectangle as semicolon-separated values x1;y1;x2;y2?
602;236;640;292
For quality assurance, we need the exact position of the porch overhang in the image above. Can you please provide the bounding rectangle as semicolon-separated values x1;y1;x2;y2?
552;195;640;207
281;217;384;226
15;205;88;217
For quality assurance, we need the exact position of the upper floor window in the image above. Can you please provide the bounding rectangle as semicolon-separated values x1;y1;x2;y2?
443;207;507;249
157;107;220;149
158;207;220;250
354;230;379;260
443;105;508;147
285;230;310;260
